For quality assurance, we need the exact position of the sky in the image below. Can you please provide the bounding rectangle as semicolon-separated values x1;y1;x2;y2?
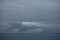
0;0;60;33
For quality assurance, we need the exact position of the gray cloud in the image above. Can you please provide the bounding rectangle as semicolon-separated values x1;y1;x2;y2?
26;28;43;33
0;0;59;33
0;21;60;33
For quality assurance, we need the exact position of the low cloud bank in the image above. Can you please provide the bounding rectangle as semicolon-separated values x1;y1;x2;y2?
0;21;60;33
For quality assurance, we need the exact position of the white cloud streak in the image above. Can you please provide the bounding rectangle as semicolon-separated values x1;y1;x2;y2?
22;22;49;27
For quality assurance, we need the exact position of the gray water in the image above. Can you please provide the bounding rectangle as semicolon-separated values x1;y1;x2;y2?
0;33;60;40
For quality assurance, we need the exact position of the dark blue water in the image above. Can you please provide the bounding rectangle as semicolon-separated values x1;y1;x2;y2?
0;33;60;40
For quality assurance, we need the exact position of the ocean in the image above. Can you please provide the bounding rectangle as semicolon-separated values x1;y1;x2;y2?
0;33;60;40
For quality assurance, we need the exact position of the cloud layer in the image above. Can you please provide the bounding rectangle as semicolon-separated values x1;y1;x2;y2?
0;21;60;33
0;0;59;33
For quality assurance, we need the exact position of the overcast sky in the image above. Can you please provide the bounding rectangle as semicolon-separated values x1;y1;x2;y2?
0;0;60;33
0;0;59;21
